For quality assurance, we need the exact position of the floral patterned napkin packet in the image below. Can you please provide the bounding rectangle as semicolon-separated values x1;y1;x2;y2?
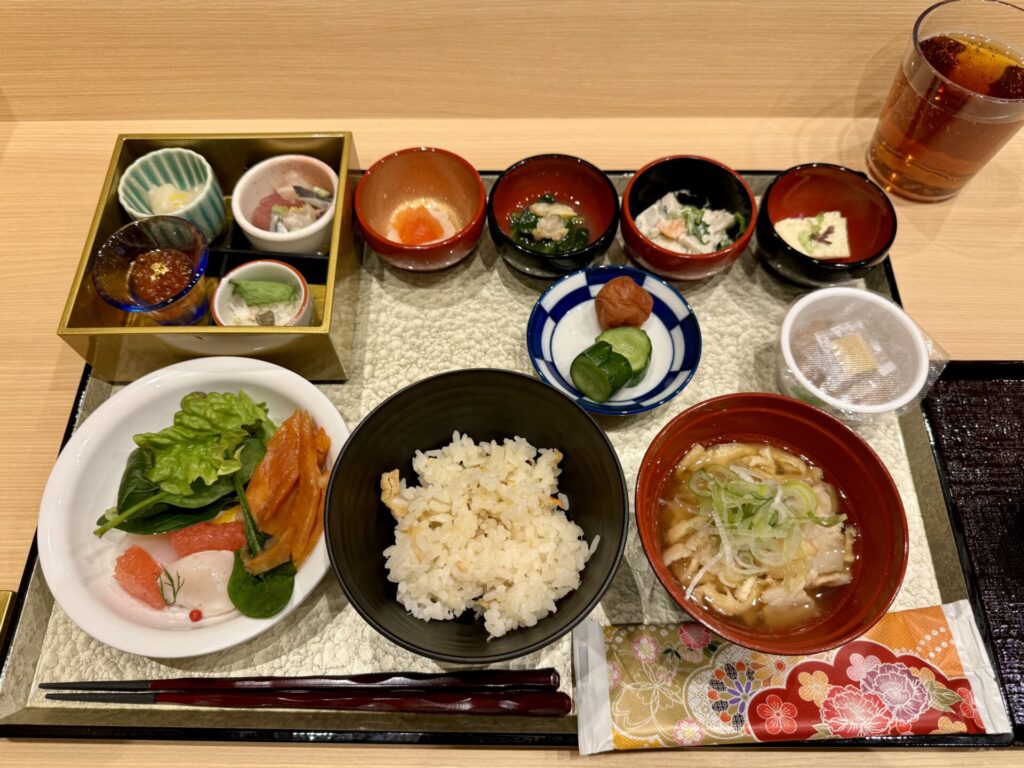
573;601;1010;753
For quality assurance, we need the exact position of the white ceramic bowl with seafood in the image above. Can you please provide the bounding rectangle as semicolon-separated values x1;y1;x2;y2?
231;155;339;253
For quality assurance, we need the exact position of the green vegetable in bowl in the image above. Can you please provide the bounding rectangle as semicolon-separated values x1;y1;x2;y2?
508;193;590;255
230;279;298;306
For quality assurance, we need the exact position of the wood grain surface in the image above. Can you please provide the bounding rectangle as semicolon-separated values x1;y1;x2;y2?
0;0;918;122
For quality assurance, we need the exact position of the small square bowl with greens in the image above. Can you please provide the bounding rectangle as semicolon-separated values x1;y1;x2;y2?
211;259;313;327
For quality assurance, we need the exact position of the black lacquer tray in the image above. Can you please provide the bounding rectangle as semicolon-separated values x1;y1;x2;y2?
0;170;1015;749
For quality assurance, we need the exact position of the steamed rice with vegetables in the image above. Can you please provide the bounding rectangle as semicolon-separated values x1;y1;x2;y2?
380;432;596;638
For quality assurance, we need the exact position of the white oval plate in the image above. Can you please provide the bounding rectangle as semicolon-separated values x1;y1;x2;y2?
37;357;348;658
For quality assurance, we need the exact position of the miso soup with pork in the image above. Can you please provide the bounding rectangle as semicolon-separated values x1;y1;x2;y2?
660;442;857;631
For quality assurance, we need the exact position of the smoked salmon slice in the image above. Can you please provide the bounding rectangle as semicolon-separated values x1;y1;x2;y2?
243;410;331;575
246;413;300;528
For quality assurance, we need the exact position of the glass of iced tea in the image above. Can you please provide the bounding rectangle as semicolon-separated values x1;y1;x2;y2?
92;217;210;325
867;0;1024;201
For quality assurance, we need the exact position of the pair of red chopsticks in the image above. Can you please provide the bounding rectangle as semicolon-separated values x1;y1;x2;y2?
41;669;571;716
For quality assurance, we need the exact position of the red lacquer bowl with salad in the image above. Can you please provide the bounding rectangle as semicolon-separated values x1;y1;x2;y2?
621;155;756;281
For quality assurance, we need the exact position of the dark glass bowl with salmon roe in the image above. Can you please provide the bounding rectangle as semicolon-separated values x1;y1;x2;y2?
92;216;210;325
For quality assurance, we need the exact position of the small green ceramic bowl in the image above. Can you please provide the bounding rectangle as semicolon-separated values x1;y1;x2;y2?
117;148;226;242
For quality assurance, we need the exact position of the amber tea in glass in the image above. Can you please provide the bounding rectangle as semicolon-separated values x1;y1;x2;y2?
867;0;1024;201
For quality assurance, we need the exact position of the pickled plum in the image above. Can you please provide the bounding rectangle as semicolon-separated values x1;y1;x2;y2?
595;276;654;330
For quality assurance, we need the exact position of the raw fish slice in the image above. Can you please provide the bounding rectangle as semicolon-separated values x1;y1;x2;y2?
170;550;236;616
293;185;332;208
316;425;330;468
250;192;296;231
295;467;330;567
243;528;296;575
289;411;324;566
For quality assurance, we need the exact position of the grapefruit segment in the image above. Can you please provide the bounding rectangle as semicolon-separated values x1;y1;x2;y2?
170;520;246;558
114;545;166;610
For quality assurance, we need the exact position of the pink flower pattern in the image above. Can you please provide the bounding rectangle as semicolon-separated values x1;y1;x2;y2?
820;685;893;738
957;687;985;729
846;652;881;682
672;718;705;746
631;634;658;664
608;628;986;747
678;623;712;650
860;663;930;723
755;694;798;736
607;661;622;690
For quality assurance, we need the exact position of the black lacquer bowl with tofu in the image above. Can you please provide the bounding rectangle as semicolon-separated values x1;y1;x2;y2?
757;163;897;288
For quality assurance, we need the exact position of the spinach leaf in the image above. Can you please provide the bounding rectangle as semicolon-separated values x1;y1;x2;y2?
95;432;269;537
115;448;168;518
102;496;234;535
227;552;296;618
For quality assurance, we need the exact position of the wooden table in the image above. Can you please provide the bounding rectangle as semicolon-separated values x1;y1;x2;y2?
1;117;1021;765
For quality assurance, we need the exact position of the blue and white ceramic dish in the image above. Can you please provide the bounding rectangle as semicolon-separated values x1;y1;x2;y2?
526;265;701;415
117;147;226;242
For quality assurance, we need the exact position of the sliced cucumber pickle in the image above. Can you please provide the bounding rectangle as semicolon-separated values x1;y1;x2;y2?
596;326;652;386
570;341;632;403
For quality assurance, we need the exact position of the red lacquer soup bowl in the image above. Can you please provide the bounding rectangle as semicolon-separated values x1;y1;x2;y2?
635;392;908;655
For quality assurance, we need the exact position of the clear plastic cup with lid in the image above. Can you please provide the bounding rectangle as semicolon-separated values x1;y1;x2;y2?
778;287;934;420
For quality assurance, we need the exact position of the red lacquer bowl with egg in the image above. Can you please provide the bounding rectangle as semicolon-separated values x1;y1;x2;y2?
635;392;908;655
355;147;487;271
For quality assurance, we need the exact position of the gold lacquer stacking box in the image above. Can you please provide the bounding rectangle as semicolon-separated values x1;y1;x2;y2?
58;132;361;381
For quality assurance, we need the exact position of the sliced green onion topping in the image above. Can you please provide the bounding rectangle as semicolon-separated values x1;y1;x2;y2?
682;463;847;597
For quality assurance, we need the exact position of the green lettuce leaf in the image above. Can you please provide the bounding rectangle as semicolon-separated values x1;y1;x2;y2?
132;390;273;496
